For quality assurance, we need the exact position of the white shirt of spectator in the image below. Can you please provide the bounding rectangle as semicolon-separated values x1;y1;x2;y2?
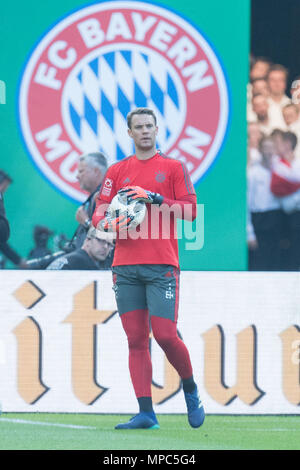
247;161;281;242
268;95;291;131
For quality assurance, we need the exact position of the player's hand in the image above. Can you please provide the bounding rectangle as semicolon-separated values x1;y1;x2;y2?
99;213;134;233
118;186;163;205
75;206;89;225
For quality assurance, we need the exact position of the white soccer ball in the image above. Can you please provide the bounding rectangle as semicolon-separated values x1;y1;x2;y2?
108;192;147;229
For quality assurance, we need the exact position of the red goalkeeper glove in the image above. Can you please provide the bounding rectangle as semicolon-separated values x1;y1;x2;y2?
99;213;134;232
118;186;164;205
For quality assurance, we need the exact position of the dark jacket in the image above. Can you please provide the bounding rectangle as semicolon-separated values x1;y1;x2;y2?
0;193;10;244
46;248;112;270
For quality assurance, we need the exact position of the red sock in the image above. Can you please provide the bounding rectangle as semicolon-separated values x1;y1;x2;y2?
151;316;193;379
120;309;152;398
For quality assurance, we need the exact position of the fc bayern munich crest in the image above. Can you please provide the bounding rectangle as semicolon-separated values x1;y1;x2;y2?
19;1;230;202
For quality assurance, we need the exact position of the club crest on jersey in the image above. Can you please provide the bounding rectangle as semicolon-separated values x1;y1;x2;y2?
18;1;230;202
155;171;166;183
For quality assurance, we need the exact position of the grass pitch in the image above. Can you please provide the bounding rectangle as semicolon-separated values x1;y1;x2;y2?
0;413;299;451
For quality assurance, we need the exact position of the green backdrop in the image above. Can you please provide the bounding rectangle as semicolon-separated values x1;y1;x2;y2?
0;0;250;270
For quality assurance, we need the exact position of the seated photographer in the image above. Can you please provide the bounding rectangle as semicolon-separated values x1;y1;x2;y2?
46;227;115;270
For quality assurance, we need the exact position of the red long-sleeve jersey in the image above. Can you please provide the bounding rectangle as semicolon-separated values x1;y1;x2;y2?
92;151;197;268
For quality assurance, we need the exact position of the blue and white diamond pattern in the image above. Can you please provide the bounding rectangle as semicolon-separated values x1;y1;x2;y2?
62;45;186;164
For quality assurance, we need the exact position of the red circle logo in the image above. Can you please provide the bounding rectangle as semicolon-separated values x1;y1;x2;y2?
19;1;230;202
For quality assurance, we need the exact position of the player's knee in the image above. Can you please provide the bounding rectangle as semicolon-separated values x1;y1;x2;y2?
127;332;149;351
152;329;177;350
151;317;177;347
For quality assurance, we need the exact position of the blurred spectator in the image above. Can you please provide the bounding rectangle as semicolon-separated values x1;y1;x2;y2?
282;103;300;159
247;122;264;166
251;93;274;135
252;78;270;98
46;227;115;270
28;225;54;259
270;128;286;158
0;170;12;194
267;64;291;130
0;170;28;268
290;75;300;111
270;129;295;269
250;56;272;81
248;79;270;122
73;152;108;249
282;103;300;127
248;58;272;122
247;136;283;271
270;131;300;270
246;58;300;271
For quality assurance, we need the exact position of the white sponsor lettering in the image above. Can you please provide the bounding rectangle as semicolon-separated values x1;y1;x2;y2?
131;12;157;41
35;124;71;162
48;41;77;69
179;126;212;159
182;60;214;92
149;20;177;52
35;13;214;93
60;150;80;182
106;12;132;41
34;63;61;90
77;18;105;48
167;36;197;68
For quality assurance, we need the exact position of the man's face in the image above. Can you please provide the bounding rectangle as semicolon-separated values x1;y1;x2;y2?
128;114;158;152
260;139;275;159
252;95;269;119
250;60;270;81
89;238;113;261
267;71;287;96
252;79;269;97
283;106;299;126
76;160;100;193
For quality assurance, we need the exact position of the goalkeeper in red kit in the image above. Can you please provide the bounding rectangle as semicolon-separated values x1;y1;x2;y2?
92;107;205;430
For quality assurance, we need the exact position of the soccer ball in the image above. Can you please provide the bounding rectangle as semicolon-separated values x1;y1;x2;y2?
108;192;147;229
